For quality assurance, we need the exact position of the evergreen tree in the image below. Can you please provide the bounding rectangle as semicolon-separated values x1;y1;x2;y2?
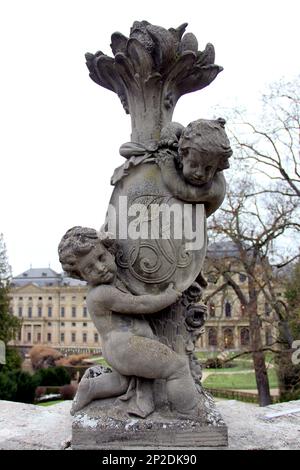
277;261;300;401
285;262;300;339
0;234;21;345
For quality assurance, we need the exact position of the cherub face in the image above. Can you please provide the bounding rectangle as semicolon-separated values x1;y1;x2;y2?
77;242;117;286
180;147;220;186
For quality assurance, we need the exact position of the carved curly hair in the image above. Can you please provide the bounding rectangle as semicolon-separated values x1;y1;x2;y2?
177;118;233;171
58;226;117;280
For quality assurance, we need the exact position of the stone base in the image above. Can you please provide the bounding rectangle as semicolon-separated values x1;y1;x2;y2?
72;393;228;449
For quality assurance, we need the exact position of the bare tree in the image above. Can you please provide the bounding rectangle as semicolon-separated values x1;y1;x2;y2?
229;76;300;201
206;176;297;406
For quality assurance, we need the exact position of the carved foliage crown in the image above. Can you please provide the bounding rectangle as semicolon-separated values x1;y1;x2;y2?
85;21;223;116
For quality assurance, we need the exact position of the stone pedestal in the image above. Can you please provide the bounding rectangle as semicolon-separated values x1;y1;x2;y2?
72;392;228;449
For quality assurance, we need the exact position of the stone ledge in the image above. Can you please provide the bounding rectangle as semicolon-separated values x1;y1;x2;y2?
0;398;300;450
0;400;72;450
72;404;227;449
72;391;228;449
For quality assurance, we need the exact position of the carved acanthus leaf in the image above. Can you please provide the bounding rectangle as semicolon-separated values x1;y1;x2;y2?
86;21;223;140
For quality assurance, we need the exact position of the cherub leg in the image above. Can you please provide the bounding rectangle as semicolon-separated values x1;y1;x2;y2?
71;370;129;415
106;334;200;416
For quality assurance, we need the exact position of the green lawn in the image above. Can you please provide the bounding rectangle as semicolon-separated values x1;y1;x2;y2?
201;362;254;374
91;357;109;366
90;352;277;392
37;400;64;407
203;368;278;390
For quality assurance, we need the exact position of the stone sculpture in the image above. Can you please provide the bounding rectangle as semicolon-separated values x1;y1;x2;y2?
58;20;232;448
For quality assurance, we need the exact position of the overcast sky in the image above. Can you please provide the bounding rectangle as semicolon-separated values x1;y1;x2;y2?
1;0;299;276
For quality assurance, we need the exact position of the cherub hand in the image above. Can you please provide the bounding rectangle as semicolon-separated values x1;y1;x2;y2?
159;138;179;149
156;151;176;170
166;283;182;302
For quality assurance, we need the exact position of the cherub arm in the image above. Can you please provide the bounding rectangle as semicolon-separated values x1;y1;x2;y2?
157;155;226;217
88;284;181;315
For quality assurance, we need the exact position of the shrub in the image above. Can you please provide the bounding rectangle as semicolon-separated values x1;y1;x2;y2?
204;358;234;369
13;370;39;403
3;347;22;371
0;371;17;400
35;386;47;399
34;366;71;386
205;358;223;369
0;370;38;403
29;345;63;370
60;384;76;400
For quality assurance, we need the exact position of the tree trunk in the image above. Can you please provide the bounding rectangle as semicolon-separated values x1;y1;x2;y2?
248;284;272;406
276;325;300;401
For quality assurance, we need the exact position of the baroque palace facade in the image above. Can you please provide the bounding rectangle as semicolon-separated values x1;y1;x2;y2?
10;268;101;354
9;258;278;353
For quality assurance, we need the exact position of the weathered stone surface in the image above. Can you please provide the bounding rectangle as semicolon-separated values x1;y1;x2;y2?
58;21;232;426
72;395;227;449
218;399;300;450
1;399;299;449
108;162;207;296
0;400;72;450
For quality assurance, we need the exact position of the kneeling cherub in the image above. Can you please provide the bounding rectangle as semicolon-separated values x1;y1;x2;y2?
58;226;202;417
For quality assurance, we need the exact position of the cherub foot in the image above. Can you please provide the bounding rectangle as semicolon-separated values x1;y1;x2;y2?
70;378;95;415
175;397;208;423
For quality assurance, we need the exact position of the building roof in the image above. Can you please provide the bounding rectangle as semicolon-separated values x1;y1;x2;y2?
11;268;86;287
207;241;241;259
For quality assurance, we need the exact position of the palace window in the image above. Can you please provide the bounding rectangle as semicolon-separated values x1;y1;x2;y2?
94;333;99;343
72;307;76;318
71;333;76;343
83;333;87;343
27;332;31;342
28;307;32;318
224;301;232;318
208;327;218;347
48;306;52;317
240;327;250;346
47;333;52;342
18;307;22;317
61;306;65;317
83;307;88;317
37;333;41;342
60;333;65;343
38;307;42;317
223;328;234;349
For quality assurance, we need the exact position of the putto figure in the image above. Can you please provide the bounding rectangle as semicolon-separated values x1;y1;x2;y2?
58;226;205;418
157;118;232;216
59;20;230;447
